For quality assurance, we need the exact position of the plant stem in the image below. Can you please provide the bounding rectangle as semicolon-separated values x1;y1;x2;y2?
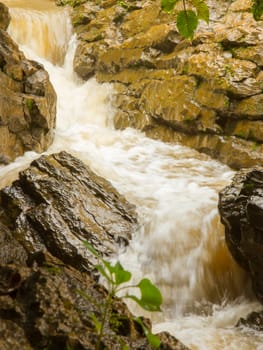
182;0;187;12
96;291;114;350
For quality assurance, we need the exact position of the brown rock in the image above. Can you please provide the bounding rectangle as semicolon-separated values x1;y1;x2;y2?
70;0;263;169
0;8;56;164
0;3;10;30
0;151;188;349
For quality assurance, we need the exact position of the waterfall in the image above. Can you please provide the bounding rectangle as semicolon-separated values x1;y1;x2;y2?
1;1;263;349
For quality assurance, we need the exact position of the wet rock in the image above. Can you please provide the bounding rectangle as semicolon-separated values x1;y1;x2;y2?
0;3;56;163
0;151;187;349
237;310;263;331
0;151;137;268
70;0;263;169
218;167;263;302
0;3;10;30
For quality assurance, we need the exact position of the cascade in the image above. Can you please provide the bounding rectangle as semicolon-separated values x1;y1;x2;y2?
1;1;263;349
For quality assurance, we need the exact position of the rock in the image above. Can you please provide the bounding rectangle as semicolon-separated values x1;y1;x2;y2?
0;151;137;267
237;310;263;331
0;151;188;349
0;3;10;30
69;0;263;169
0;4;56;164
218;167;263;302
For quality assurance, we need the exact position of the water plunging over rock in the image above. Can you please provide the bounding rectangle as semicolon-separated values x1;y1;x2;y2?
0;151;188;349
70;0;263;169
0;2;56;164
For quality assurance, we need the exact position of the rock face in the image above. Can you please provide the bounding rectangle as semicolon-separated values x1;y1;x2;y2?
69;0;263;169
0;151;188;350
0;2;10;30
0;2;56;164
218;167;263;303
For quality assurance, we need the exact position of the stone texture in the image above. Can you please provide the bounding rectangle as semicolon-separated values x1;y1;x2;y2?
0;4;56;164
70;0;263;169
0;151;137;265
0;2;10;30
0;151;189;349
218;168;263;303
237;310;263;331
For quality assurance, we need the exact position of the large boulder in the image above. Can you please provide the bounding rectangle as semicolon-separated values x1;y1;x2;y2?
0;3;56;164
69;0;263;169
218;167;263;303
0;151;188;350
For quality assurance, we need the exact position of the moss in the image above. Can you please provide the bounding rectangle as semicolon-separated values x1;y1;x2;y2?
26;98;34;111
56;0;85;7
242;182;255;193
236;130;247;139
252;142;260;151
43;264;61;275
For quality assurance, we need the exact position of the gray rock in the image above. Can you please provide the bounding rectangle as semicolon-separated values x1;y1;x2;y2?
219;167;263;302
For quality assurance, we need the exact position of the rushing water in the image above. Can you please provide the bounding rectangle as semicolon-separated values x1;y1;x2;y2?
1;1;263;349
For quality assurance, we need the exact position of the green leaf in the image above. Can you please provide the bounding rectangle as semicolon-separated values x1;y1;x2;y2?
90;312;102;333
161;0;180;13
127;278;162;311
95;264;113;284
146;333;161;349
112;261;132;285
176;10;198;39
191;0;209;23
134;317;161;349
122;346;130;350
84;241;100;258
252;0;263;20
96;260;131;286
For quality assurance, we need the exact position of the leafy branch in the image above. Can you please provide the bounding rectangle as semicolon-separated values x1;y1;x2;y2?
161;0;209;39
80;241;162;349
162;0;262;39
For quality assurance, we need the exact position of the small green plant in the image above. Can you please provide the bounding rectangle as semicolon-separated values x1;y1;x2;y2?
80;241;162;350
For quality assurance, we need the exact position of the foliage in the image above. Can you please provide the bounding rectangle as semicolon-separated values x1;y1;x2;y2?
80;241;162;350
161;0;209;39
176;9;198;39
162;0;262;39
252;0;263;20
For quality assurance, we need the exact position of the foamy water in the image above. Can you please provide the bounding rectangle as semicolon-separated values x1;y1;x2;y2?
1;2;263;349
